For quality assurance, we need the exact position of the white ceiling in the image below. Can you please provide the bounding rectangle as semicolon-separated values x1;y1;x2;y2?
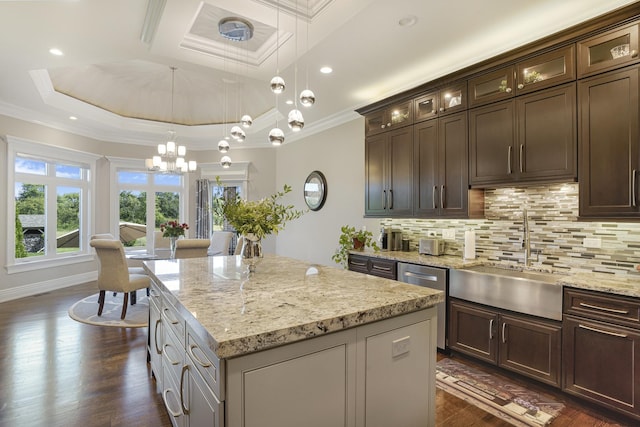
0;0;637;152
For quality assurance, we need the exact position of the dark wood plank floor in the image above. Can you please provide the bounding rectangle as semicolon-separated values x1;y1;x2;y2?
0;282;635;426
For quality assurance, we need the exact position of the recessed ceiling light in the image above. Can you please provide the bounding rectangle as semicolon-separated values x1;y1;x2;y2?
69;116;77;120
49;48;64;56
285;99;294;105
398;15;417;27
320;66;332;74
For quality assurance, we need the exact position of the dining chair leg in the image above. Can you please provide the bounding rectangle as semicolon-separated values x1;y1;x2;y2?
121;292;129;319
97;290;106;316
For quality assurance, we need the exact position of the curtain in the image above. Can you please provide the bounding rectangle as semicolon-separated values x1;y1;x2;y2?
195;179;211;239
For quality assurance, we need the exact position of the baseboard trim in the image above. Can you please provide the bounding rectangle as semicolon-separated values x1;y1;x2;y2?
0;271;97;303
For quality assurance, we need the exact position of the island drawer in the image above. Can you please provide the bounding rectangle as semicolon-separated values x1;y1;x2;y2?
563;287;640;329
162;299;186;346
162;325;185;386
187;325;225;401
348;254;397;280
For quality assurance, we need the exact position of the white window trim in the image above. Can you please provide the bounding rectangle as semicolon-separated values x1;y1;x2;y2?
109;157;191;252
199;161;249;198
6;135;99;274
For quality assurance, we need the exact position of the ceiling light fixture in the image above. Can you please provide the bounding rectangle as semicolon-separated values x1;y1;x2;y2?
49;48;63;56
269;1;285;145
146;67;196;174
299;0;316;108
320;66;332;74
287;0;304;132
219;17;254;42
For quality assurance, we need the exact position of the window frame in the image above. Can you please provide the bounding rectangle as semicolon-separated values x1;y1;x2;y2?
110;157;191;253
6;136;98;273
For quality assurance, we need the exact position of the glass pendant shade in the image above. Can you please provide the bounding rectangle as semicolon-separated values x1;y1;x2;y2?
240;114;253;128
220;156;232;168
230;125;243;140
270;76;285;94
268;127;285;146
287;109;304;132
236;128;246;142
300;89;316;107
218;139;230;153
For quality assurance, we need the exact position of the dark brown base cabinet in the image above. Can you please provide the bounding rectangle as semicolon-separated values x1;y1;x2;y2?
449;299;561;387
563;288;640;420
347;253;397;280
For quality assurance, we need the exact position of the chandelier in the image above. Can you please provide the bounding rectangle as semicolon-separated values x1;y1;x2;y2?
146;67;197;174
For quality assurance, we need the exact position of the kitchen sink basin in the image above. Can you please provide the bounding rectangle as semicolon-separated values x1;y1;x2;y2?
449;265;563;321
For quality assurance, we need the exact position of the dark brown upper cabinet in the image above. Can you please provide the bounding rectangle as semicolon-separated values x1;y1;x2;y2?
515;45;576;95
414;82;467;122
470;45;576;108
578;21;640;78
469;66;515;108
579;66;640;218
364;99;413;137
469;83;576;186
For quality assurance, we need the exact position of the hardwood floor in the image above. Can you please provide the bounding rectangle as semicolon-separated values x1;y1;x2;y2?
0;282;635;426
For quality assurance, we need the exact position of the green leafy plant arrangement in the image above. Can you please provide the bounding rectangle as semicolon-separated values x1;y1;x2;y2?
213;182;304;240
332;225;380;268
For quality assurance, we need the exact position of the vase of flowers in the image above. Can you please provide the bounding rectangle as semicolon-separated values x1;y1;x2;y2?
160;220;189;259
213;181;303;272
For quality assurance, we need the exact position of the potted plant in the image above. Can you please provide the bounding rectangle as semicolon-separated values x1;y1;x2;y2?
159;220;189;258
332;225;380;268
213;181;304;271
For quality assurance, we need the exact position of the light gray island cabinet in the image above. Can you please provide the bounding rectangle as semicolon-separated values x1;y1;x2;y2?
144;255;444;427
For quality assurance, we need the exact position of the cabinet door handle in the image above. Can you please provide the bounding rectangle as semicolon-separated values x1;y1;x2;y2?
382;190;387;209
440;185;445;209
439;107;445;112
505;87;512;93
578;324;628;338
389;189;394;209
489;319;494;340
507;146;512;174
154;319;162;355
433;186;437;209
163;388;183;418
517;83;524;90
633;169;637;207
579;302;629;315
372;264;392;272
501;322;507;343
519;144;524;173
180;365;190;415
632;49;638;58
403;271;438;282
163;308;179;325
350;260;367;267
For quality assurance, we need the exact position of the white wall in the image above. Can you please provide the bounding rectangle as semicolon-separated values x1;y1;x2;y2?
274;117;380;267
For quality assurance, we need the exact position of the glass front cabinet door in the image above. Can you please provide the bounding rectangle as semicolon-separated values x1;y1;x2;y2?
515;45;576;95
469;66;515;108
578;21;640;77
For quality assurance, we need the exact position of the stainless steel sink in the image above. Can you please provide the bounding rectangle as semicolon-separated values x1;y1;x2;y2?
449;265;563;321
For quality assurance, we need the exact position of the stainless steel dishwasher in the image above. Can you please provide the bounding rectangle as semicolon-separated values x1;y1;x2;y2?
397;263;447;350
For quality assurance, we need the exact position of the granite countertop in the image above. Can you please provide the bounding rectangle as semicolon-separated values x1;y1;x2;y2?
352;250;640;299
143;254;444;359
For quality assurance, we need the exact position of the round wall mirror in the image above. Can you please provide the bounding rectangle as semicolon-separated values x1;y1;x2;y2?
304;170;327;211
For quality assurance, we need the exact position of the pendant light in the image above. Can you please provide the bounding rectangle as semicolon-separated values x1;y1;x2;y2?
286;0;304;132
269;1;285;145
299;0;316;107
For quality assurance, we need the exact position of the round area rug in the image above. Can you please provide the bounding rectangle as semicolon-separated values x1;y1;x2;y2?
68;291;149;328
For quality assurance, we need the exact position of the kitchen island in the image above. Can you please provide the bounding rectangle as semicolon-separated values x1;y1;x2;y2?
143;254;444;427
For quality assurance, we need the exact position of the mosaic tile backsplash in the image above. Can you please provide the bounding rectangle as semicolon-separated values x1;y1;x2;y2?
380;183;640;276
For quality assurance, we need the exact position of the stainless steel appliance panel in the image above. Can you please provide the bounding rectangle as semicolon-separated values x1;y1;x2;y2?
397;262;447;350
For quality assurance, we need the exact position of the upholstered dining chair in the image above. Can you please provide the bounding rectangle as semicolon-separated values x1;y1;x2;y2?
154;230;171;249
89;239;150;319
175;238;211;259
91;233;146;276
208;231;233;256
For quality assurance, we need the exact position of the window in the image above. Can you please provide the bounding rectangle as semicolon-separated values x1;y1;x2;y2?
116;168;185;251
7;137;96;271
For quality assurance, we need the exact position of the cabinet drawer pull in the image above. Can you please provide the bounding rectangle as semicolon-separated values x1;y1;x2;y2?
163;388;183;418
578;302;629;315
163;307;179;325
163;343;180;365
507;146;512;174
489;319;494;340
350;260;367;267
578;324;628;338
501;322;507;343
372;264;392;272
188;344;212;368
